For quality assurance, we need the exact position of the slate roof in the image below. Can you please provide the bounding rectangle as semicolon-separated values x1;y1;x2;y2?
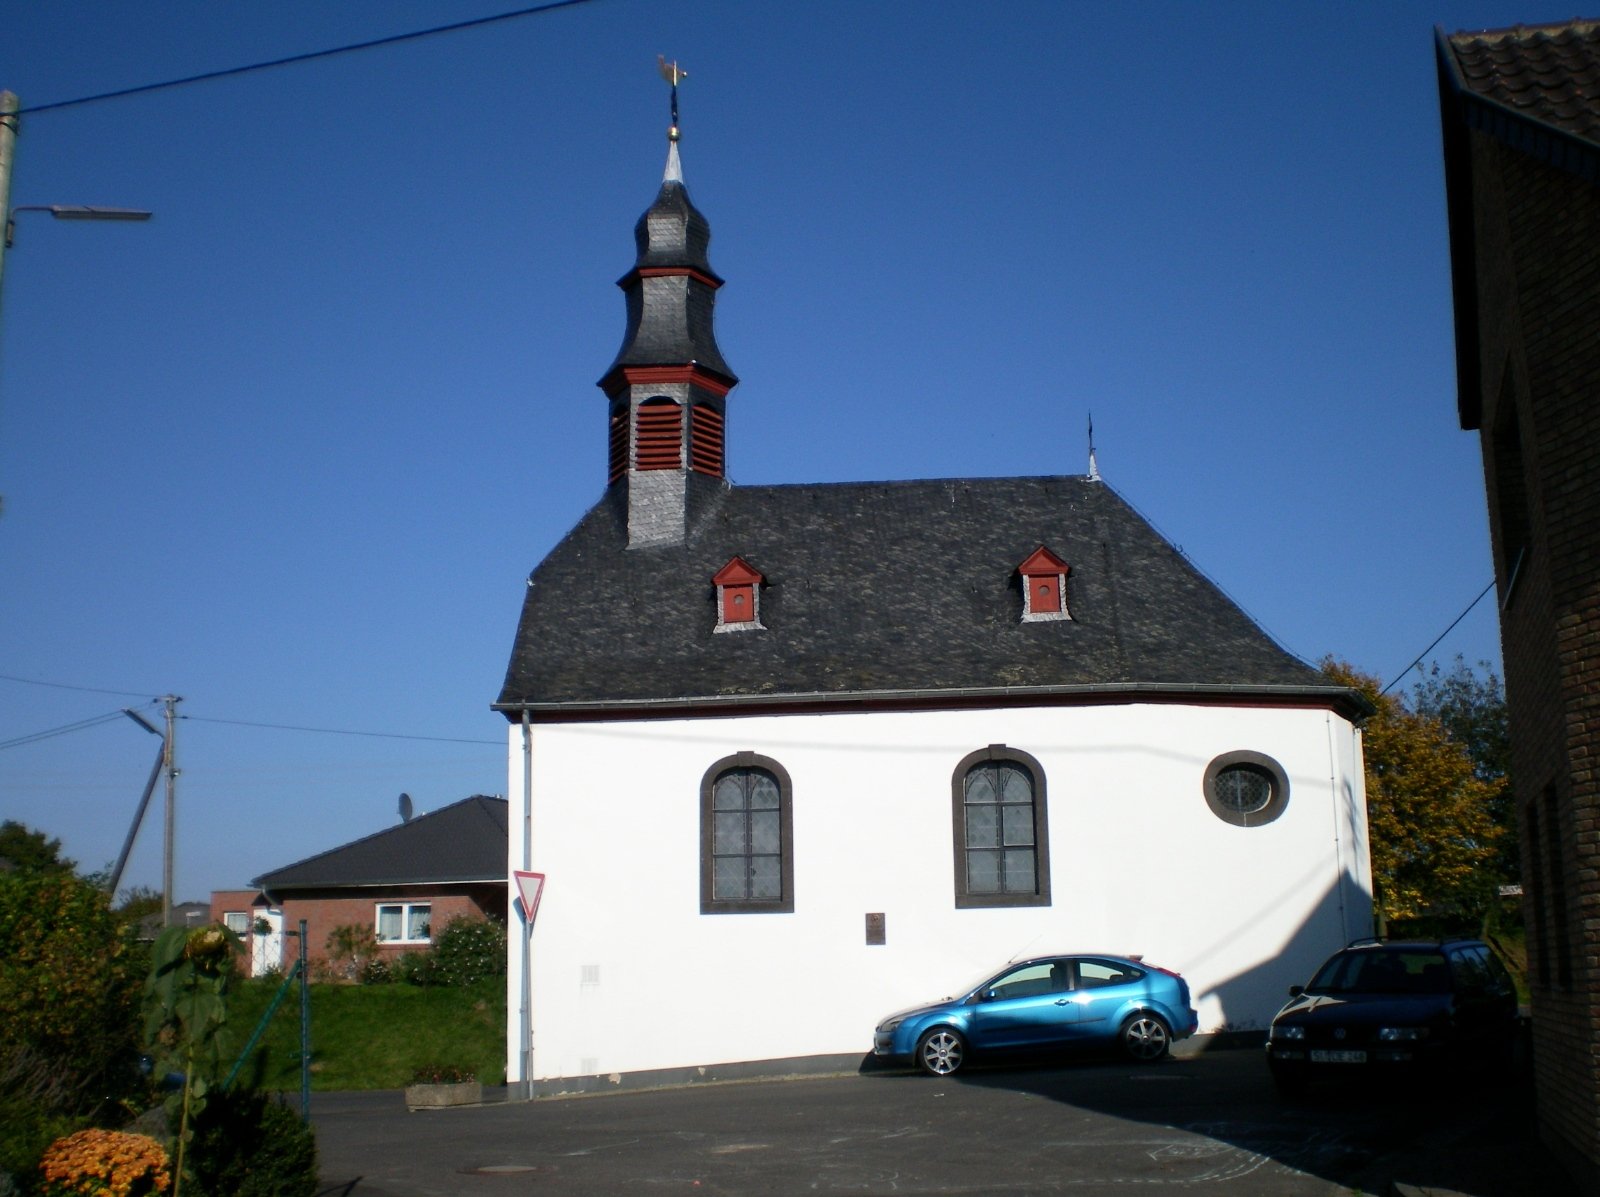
253;795;507;891
496;476;1351;717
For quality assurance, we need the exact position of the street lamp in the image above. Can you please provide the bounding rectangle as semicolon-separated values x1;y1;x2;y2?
109;697;182;927
0;90;152;514
0;91;152;311
5;204;152;248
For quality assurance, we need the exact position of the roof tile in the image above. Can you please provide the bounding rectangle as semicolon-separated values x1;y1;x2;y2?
1448;21;1600;146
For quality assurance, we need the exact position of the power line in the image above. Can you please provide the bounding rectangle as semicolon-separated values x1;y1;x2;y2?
0;672;160;699
1381;579;1497;695
0;709;130;751
0;694;500;750
16;0;602;116
182;714;500;746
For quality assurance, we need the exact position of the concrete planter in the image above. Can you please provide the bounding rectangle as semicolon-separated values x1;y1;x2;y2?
405;1080;482;1110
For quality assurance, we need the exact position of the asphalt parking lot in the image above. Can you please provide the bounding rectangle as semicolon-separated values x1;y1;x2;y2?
311;1046;1571;1197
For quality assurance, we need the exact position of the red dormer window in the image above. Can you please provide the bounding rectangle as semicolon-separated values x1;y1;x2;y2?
1018;546;1071;622
713;556;765;632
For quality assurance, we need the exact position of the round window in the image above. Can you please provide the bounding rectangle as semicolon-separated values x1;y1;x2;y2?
1203;751;1289;827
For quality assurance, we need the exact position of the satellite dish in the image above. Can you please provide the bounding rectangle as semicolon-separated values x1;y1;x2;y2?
399;792;413;823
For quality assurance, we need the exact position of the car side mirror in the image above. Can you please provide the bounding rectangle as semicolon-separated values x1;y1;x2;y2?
1288;984;1304;997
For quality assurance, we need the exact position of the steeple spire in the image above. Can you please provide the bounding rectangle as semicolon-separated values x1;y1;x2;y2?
599;59;739;548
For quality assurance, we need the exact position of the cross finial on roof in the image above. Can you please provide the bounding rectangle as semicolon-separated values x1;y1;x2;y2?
657;55;687;143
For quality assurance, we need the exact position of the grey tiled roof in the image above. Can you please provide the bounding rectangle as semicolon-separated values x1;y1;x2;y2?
253;795;507;891
1445;20;1600;147
497;476;1344;715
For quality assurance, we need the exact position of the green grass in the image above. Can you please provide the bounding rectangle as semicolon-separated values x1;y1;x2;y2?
225;977;506;1091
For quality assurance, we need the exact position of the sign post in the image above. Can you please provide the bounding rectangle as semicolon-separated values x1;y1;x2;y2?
512;870;544;1096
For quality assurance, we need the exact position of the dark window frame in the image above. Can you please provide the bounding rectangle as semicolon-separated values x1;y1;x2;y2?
700;752;795;915
1202;750;1290;827
951;745;1052;909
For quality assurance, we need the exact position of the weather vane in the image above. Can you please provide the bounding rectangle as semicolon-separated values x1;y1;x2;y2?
657;55;687;142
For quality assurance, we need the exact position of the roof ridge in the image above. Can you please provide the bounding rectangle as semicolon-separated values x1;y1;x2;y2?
1449;18;1600;42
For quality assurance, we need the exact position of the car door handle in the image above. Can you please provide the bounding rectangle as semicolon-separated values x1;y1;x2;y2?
1055;999;1070;1005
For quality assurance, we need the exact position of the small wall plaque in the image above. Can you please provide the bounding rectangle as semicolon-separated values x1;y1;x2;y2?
865;912;886;946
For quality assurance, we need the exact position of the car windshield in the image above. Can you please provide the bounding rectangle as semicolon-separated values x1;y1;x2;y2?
1306;949;1452;995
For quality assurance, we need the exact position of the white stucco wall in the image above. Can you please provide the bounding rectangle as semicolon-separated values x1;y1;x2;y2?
504;701;1370;1084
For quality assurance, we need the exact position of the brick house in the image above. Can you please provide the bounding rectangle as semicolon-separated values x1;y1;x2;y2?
1437;19;1600;1192
212;794;508;975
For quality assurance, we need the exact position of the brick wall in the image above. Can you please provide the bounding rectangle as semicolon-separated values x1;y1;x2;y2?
264;884;507;972
1469;130;1600;1187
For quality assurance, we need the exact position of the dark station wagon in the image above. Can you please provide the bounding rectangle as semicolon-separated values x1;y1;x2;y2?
1266;938;1517;1094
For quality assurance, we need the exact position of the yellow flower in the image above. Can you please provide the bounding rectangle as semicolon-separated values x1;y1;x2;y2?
39;1129;170;1197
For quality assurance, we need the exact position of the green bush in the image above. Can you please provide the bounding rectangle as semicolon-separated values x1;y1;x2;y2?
426;917;507;988
185;1089;317;1197
396;950;436;986
0;871;144;1127
324;923;378;983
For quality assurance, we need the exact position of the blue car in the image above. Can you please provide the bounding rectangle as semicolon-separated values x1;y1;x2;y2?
874;953;1198;1075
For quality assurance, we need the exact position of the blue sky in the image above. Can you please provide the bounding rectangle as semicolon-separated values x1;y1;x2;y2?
0;1;1536;900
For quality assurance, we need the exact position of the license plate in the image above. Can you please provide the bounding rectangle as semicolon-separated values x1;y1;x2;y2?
1311;1049;1366;1064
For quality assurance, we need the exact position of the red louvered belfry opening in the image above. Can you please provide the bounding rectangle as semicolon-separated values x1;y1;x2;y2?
607;409;628;483
635;398;683;470
690;403;725;477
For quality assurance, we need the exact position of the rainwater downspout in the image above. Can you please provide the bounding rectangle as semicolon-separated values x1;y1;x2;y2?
520;709;534;1098
1326;711;1349;943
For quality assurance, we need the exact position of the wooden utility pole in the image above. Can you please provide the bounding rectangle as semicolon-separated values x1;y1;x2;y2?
162;695;181;926
0;91;19;307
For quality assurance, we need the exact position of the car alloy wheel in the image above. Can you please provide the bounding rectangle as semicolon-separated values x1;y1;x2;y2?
916;1028;965;1076
1120;1014;1170;1062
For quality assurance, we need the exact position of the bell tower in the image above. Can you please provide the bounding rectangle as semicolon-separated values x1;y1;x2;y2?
597;59;738;548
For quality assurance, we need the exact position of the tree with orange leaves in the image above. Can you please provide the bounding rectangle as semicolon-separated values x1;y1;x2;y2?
1322;659;1502;934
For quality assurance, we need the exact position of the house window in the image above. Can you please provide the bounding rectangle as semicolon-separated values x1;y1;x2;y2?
1017;546;1071;621
222;911;250;937
952;745;1051;908
712;556;765;632
1202;751;1289;827
701;752;794;914
1544;785;1572;988
1491;367;1531;608
376;902;432;944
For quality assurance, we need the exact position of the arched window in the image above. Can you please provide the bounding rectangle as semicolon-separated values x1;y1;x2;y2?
701;753;794;914
952;746;1051;908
